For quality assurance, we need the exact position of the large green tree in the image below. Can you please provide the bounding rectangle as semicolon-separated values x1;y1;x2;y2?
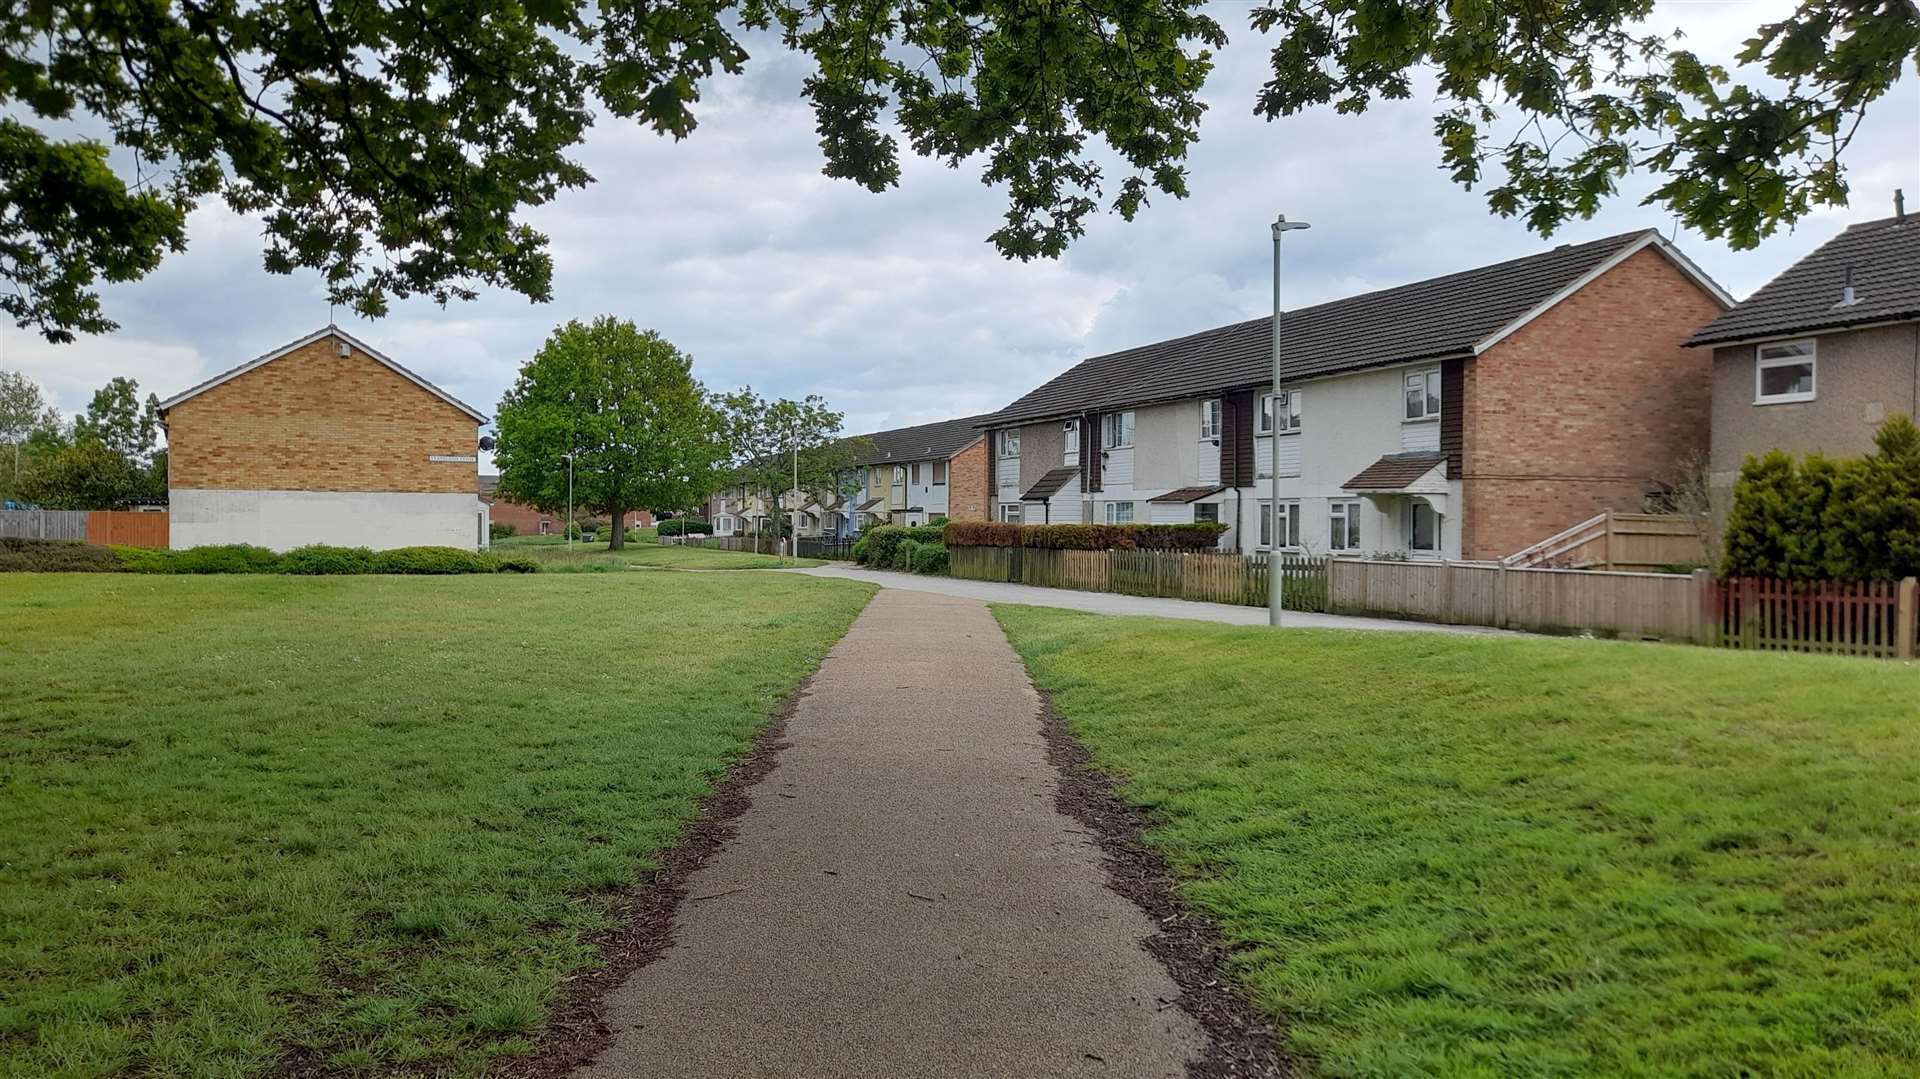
73;376;162;466
8;1;1912;346
493;318;727;549
0;369;62;500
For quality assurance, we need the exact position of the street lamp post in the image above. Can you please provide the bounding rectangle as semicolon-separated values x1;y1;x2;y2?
1270;215;1311;628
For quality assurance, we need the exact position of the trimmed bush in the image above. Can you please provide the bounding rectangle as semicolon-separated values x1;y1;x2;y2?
0;537;120;572
280;545;377;575
489;522;517;539
909;543;949;575
857;524;945;568
373;546;498;574
1722;415;1920;581
892;538;918;571
851;535;871;563
943;520;1227;551
492;553;541;573
656;518;713;537
118;544;283;574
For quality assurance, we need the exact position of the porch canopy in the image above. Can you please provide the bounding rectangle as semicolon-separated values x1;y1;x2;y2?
1021;467;1080;503
1343;451;1448;514
1147;485;1225;504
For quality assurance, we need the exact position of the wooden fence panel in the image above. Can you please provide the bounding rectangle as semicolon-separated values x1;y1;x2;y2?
0;509;88;540
1330;559;1705;640
947;545;1327;612
1712;577;1911;658
85;511;169;548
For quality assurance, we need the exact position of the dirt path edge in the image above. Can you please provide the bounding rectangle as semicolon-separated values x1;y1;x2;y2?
1038;694;1294;1079
491;674;813;1079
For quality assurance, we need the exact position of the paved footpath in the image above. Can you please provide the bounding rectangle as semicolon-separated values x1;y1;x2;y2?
796;563;1507;634
578;588;1207;1078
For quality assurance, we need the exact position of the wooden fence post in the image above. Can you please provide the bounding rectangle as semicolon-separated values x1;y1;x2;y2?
1897;577;1917;660
1441;560;1456;624
1601;509;1615;570
1494;563;1508;629
1690;569;1714;646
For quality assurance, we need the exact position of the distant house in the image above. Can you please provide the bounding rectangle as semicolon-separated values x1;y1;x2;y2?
479;476;654;536
158;327;491;551
1686;208;1919;503
839;415;991;534
978;230;1732;560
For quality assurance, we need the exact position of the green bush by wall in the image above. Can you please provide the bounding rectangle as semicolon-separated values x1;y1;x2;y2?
943;521;1227;551
1722;415;1920;581
0;537;121;572
1;539;540;575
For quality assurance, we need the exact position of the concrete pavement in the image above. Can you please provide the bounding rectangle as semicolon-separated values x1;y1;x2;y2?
578;588;1208;1078
794;563;1508;634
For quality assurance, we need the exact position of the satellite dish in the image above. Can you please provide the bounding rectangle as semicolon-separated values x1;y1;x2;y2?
478;436;496;451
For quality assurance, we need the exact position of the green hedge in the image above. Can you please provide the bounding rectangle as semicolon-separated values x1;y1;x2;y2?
909;543;949;575
1;539;539;575
856;524;947;568
943;520;1227;551
657;518;713;537
489;522;518;539
1723;415;1920;581
0;537;120;572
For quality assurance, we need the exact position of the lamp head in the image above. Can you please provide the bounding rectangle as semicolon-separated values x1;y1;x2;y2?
1271;215;1312;237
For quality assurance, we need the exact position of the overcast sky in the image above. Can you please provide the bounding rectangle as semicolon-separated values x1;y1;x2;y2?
3;1;1915;466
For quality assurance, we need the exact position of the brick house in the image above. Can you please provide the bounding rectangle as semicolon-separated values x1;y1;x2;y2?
158;327;491;551
1686;209;1920;507
479;476;655;536
977;230;1731;560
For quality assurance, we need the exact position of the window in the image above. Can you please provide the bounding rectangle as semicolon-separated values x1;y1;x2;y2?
1258;501;1300;549
539;518;552;534
1001;503;1024;523
1104;501;1135;524
1199;399;1221;440
1259;391;1302;434
1194;503;1219;524
1404;369;1441;421
933;460;947;485
999;429;1020;458
1408;501;1440;552
1101;410;1136;449
1755;341;1816;403
892;466;906;488
1063;419;1080;458
910;462;923;485
1330;501;1362;551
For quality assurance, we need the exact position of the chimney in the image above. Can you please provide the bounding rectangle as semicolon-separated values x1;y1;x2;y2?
1842;263;1857;306
1898;188;1907;222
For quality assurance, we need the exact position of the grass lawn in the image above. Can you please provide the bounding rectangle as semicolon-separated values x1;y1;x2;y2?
497;536;820;572
994;608;1920;1078
0;570;873;1078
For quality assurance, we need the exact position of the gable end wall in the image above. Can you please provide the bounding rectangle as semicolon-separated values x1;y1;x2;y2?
1460;246;1723;559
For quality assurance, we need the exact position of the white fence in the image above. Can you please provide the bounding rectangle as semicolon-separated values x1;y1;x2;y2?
1329;559;1710;642
0;509;88;540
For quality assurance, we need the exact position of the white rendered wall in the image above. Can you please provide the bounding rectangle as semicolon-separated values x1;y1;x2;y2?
171;489;488;551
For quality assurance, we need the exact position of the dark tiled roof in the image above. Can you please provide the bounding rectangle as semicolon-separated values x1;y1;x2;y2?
1344;451;1445;491
848;414;990;465
1147;485;1225;504
1687;216;1920;346
1021;467;1081;501
856;497;884;511
981;231;1675;426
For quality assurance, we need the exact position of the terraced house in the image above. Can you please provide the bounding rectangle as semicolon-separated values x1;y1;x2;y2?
979;230;1731;561
840;414;991;533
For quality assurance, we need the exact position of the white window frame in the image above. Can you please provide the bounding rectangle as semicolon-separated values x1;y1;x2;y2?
1259;391;1302;435
1102;411;1135;450
1194;503;1220;524
1404;368;1441;422
1258;500;1301;550
999;430;1020;458
933;460;947;485
1407;501;1441;553
1000;503;1024;524
1062;419;1080;459
1754;340;1817;404
1198;399;1221;441
1103;501;1136;524
1330;500;1362;552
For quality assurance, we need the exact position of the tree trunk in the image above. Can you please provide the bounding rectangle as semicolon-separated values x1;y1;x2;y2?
608;508;627;549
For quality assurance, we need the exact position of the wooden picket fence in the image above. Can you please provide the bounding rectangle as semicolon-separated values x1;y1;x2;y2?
1710;576;1916;658
948;545;1327;611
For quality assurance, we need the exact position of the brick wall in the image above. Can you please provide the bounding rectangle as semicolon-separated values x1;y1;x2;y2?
166;335;478;494
1460;246;1725;559
947;437;989;521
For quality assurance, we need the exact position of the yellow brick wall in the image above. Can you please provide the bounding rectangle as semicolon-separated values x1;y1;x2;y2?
164;335;479;494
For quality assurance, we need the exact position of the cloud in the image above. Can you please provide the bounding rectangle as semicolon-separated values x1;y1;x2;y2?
3;1;1915;448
